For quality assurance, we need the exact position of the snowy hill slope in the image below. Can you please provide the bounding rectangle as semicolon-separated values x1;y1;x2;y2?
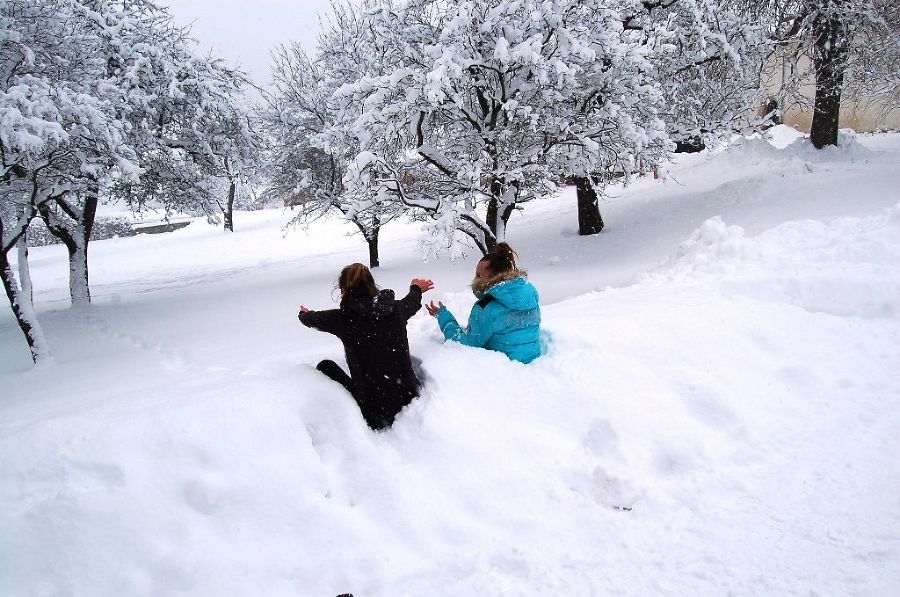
1;129;899;595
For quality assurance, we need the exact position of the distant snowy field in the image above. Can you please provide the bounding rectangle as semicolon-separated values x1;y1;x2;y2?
2;127;899;596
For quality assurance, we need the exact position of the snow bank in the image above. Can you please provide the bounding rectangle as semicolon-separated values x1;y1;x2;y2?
765;124;807;148
655;204;900;319
710;130;873;181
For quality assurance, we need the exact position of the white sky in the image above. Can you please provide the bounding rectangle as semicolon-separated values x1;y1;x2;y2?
160;0;334;89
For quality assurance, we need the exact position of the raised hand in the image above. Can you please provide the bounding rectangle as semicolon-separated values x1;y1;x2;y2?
299;306;310;314
425;300;444;317
411;278;435;293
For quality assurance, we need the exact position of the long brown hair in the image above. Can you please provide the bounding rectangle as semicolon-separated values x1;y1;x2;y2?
479;242;519;276
338;263;378;304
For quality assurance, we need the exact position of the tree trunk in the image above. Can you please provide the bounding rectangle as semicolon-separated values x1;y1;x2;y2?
70;191;97;306
17;235;32;305
224;179;236;232
353;215;381;268
499;184;517;239
575;176;605;235
367;226;380;268
484;203;498;254
485;183;500;255
38;190;98;307
485;177;518;254
17;214;33;305
1;248;52;364
810;13;849;149
67;237;91;306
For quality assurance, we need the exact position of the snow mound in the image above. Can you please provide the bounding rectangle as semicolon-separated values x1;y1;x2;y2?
782;128;874;162
651;204;900;319
708;129;874;181
765;124;806;148
667;216;747;275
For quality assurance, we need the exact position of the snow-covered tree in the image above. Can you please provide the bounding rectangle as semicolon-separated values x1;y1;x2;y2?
334;0;681;254
1;0;143;359
565;0;769;235
264;48;348;240
0;179;59;364
170;61;261;233
1;0;256;361
757;0;900;148
104;16;258;231
36;0;258;307
848;0;900;111
653;0;769;144
264;2;405;267
214;113;263;233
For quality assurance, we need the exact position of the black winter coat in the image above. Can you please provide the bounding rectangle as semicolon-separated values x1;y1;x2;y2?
299;285;423;428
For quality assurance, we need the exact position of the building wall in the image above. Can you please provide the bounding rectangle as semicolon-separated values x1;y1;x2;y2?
763;50;900;133
782;97;900;133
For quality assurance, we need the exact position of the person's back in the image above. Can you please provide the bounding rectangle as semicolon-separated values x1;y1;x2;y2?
472;274;541;363
338;288;421;423
299;264;434;429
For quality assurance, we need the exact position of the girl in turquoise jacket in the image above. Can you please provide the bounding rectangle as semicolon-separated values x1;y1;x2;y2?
426;243;541;363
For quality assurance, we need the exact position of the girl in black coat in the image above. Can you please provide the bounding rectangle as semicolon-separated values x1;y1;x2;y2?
298;263;434;430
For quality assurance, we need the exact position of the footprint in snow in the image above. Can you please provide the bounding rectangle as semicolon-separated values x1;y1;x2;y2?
592;466;640;511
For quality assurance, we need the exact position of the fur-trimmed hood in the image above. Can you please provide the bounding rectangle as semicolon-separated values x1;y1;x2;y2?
471;269;526;296
472;270;539;312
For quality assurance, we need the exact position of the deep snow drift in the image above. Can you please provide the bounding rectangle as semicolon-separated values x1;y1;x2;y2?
2;128;899;596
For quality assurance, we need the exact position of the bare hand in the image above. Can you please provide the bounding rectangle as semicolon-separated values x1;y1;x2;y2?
425;300;444;317
411;278;434;293
299;306;310;314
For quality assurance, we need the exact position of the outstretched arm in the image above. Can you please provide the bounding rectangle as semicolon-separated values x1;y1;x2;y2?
397;278;433;322
298;307;344;337
435;304;494;348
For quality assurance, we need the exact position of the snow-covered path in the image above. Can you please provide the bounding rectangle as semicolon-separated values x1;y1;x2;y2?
2;131;899;596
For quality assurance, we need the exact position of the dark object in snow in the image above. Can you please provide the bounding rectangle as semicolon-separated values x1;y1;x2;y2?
300;264;425;430
574;176;605;235
761;97;782;127
674;136;705;153
316;359;354;395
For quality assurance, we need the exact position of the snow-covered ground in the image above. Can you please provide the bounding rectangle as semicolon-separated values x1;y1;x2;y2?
2;127;899;596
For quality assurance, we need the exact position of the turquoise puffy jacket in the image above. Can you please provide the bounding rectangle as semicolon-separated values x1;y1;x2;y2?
436;275;541;363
